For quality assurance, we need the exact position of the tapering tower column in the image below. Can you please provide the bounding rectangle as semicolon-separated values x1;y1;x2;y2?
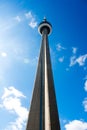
26;18;61;130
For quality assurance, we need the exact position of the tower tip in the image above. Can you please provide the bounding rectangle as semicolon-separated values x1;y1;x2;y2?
43;16;46;21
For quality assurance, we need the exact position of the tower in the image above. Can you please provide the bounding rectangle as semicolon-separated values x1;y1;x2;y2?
26;18;61;130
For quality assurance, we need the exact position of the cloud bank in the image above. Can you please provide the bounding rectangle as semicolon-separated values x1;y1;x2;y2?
65;120;87;130
0;86;28;130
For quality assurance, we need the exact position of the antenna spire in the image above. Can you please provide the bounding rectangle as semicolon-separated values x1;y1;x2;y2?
43;16;46;21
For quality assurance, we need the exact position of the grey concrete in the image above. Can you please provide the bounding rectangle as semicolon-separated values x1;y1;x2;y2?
26;19;61;130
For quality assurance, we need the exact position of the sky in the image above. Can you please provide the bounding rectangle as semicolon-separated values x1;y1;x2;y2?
0;0;87;130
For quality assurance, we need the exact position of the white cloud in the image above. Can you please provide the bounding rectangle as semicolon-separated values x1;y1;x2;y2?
83;98;87;112
29;19;37;28
5;116;27;130
76;54;87;66
25;11;37;28
25;11;32;19
23;58;30;64
2;86;25;99
69;54;87;67
0;86;28;130
23;57;38;65
65;120;87;130
0;52;7;57
56;43;66;51
14;16;21;22
84;80;87;91
72;47;77;54
69;56;76;66
58;56;64;62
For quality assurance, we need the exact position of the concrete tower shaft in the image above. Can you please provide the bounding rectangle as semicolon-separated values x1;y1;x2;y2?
26;19;60;130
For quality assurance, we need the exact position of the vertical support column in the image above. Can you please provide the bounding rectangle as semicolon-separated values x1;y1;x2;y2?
43;29;51;130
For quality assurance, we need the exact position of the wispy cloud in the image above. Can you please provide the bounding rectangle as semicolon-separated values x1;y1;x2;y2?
2;86;25;99
69;54;87;67
84;80;87;92
14;16;21;22
69;56;76;66
0;19;15;32
58;56;64;62
76;54;87;66
0;39;37;88
72;47;77;54
23;57;38;65
83;98;87;112
56;43;66;51
25;11;32;19
0;11;38;34
29;19;37;28
23;58;30;64
0;86;28;130
25;11;37;28
65;120;87;130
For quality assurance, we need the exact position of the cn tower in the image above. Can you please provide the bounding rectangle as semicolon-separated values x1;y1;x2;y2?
26;18;61;130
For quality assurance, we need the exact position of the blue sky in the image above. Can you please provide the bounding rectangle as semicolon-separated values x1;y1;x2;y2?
0;0;87;130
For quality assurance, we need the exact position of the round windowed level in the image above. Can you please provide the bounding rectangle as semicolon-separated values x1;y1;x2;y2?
38;19;52;35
